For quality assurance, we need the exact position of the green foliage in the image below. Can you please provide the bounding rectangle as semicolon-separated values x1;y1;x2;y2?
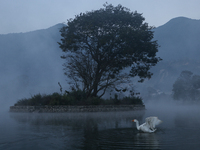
14;90;143;106
172;70;200;101
120;96;144;105
84;97;103;105
15;98;29;106
58;3;161;98
14;93;63;106
104;94;143;105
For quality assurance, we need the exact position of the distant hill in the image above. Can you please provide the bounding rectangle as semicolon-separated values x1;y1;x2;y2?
140;17;200;98
154;17;200;61
0;23;67;107
1;17;200;107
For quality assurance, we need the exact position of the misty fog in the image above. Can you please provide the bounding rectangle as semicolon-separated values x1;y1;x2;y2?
0;17;200;112
0;24;68;109
2;100;200;149
1;4;200;148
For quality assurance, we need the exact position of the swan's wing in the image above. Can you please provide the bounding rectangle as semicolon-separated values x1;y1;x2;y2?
145;117;162;129
145;117;154;129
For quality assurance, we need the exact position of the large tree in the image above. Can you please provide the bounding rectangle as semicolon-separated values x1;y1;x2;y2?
59;4;161;98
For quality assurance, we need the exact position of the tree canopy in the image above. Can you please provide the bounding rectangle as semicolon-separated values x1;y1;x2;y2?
58;3;161;98
172;70;200;101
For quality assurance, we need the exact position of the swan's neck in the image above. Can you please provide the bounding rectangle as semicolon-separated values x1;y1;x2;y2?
134;120;140;130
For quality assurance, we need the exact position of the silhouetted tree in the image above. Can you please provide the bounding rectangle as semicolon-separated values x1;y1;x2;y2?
59;3;161;98
172;70;200;101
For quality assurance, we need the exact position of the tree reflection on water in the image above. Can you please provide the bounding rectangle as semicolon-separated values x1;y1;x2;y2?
10;111;155;149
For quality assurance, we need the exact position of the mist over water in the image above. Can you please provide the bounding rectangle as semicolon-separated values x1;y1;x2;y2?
1;100;200;150
146;99;200;128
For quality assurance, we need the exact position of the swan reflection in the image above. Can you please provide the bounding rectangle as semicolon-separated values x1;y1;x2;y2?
134;132;160;150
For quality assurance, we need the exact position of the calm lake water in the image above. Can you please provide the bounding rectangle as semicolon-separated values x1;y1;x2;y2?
1;102;200;150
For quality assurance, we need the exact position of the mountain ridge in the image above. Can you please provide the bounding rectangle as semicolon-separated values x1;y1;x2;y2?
154;17;200;61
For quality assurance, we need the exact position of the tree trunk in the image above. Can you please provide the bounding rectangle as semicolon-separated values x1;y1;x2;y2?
92;84;98;97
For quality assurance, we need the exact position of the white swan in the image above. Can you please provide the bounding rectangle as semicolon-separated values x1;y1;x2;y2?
132;116;162;133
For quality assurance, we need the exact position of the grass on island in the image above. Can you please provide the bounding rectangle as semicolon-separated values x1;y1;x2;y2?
14;90;143;106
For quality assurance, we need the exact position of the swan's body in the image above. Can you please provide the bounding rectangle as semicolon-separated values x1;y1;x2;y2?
132;117;162;133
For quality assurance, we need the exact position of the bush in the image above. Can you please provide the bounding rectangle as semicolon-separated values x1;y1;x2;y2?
104;95;143;105
85;97;103;105
14;90;143;106
14;98;29;106
120;96;144;105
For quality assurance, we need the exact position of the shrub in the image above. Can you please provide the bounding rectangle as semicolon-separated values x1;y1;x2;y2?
14;90;143;106
14;98;29;106
120;96;144;105
85;97;103;105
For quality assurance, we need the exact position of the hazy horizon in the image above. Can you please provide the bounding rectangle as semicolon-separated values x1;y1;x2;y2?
1;0;200;34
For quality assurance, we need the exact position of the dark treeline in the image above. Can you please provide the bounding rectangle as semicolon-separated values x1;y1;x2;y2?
14;90;143;106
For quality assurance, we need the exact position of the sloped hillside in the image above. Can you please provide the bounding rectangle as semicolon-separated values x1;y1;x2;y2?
0;24;67;107
154;17;200;61
139;17;200;98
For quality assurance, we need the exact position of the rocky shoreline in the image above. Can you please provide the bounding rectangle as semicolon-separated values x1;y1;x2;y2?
10;105;145;113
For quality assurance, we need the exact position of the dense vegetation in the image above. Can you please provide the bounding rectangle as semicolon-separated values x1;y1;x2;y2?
172;70;200;101
14;90;143;106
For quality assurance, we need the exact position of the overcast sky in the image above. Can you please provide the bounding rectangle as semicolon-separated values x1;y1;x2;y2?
1;0;200;34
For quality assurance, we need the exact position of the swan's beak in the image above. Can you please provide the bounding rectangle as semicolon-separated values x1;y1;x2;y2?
132;120;134;122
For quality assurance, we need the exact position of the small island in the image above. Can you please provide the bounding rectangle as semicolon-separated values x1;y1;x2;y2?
10;91;145;113
10;4;160;113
